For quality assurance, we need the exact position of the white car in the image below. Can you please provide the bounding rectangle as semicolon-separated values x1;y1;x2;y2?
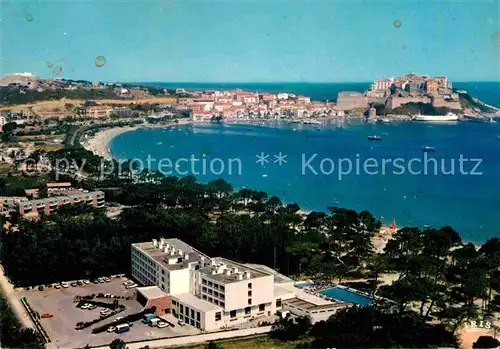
83;280;91;285
123;280;134;286
126;283;138;289
107;326;116;332
157;322;169;328
54;284;61;289
114;316;123;322
61;282;69;288
97;278;105;283
81;304;90;310
100;309;111;316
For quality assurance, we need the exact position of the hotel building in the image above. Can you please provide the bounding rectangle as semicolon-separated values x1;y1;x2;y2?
131;238;351;331
2;191;105;217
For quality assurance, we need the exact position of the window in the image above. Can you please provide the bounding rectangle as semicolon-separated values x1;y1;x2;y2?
185;307;189;316
248;283;252;289
208;281;213;287
162;269;165;275
161;276;165;282
214;291;219;297
220;286;225;292
230;310;236;318
208;297;213;303
191;309;194;318
202;286;207;292
208;289;213;295
202;279;207;285
248;298;252;305
276;299;282;307
202;295;207;300
220;302;225;307
190;319;195;326
214;300;219;305
172;300;177;306
245;307;251;315
259;304;265;311
180;305;184;312
215;312;221;321
248;290;252;297
197;312;200;321
196;322;200;328
214;284;219;290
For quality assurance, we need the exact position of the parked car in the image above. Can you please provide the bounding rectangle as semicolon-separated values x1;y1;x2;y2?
70;282;78;287
92;280;99;284
107;326;116;333
123;280;133;286
83;280;91;285
61;282;69;288
103;277;111;283
126;283;138;289
157;321;169;328
114;316;123;322
97;278;105;283
54;284;61;289
88;304;97;310
76;280;83;286
115;324;130;333
100;309;111;316
80;304;90;310
178;320;186;326
41;313;54;319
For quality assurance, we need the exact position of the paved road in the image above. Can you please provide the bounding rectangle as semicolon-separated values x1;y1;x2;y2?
0;265;34;329
92;326;272;349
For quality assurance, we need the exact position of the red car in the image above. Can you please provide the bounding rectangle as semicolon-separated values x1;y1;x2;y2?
41;313;54;319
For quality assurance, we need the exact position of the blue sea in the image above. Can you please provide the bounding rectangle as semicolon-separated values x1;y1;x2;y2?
111;82;500;243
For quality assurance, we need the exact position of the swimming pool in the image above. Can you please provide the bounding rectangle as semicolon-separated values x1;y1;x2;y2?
319;286;373;306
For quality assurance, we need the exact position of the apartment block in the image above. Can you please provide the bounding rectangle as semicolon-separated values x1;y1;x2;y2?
8;191;105;217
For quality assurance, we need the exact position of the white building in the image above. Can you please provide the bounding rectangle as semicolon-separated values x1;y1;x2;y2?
131;238;350;331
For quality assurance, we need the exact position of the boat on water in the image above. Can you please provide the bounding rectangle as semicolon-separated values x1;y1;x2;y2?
377;118;391;124
463;115;497;124
413;111;458;122
422;145;436;152
367;135;383;141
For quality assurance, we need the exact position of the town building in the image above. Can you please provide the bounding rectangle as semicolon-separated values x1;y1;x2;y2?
372;78;393;91
82;105;113;118
2;191;105;217
130;238;354;331
425;79;439;94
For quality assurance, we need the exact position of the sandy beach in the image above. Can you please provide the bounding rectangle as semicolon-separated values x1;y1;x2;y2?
82;120;192;160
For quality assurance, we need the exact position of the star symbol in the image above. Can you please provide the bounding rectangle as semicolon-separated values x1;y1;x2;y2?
256;152;269;166
274;152;287;166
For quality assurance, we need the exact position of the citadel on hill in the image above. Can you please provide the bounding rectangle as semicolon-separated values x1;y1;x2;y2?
337;73;462;112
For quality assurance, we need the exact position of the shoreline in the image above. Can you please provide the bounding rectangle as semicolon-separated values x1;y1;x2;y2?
81;119;193;160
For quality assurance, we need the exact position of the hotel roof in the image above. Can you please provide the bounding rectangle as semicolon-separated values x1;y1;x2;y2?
199;257;270;284
137;286;168;299
132;238;210;272
173;292;222;312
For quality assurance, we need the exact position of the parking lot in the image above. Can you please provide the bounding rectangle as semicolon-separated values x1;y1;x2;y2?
17;277;199;348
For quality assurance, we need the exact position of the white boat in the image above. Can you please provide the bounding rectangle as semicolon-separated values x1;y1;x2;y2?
413;112;458;121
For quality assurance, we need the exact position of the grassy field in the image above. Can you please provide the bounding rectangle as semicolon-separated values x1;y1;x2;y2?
0;97;178;112
176;336;309;349
0;163;11;176
17;134;64;141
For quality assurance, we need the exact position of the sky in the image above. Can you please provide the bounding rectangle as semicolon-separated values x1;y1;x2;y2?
1;0;500;82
